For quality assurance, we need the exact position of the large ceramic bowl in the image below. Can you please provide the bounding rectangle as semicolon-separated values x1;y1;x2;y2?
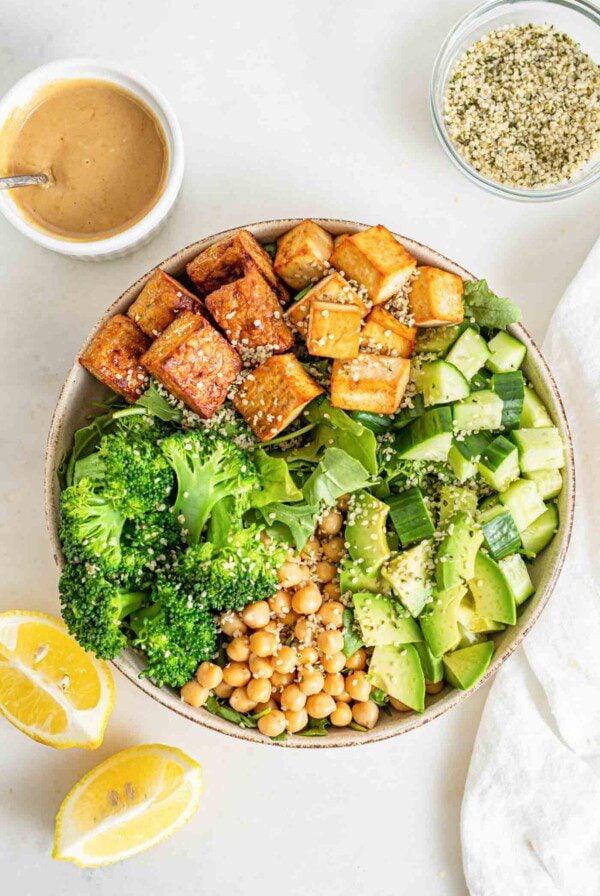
44;219;575;747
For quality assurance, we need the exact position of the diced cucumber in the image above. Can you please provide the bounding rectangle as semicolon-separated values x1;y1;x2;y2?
510;427;564;473
445;328;490;381
382;540;434;617
414;360;470;407
351;411;395;434
499;553;535;605
443;641;494;690
486;331;526;373
523;468;563;501
387;487;434;546
481;510;521;560
414;323;467;354
477;495;502;524
448;443;477;482
414;640;444;684
436;512;483;590
520;386;553;428
392;393;425;430
470;370;492;391
520;503;559;557
419;584;466;657
468;550;516;625
453;390;504;433
477;435;520;492
369;644;425;712
454;431;493;461
438;484;478;525
394;407;453;462
492;371;524;430
353;593;422;646
499;479;546;532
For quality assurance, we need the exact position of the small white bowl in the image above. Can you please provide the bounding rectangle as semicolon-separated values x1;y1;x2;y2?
0;58;184;260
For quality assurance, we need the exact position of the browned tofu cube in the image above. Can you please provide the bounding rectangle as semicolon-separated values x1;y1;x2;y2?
274;220;334;291
307;300;361;359
409;267;464;327
127;269;201;338
333;233;351;249
80;314;150;404
205;268;294;359
186;228;288;305
141;311;241;418
286;271;368;336
330;225;417;305
331;354;411;415
360;306;416;358
232;353;323;441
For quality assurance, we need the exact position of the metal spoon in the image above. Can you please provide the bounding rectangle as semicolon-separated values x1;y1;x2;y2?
0;173;50;190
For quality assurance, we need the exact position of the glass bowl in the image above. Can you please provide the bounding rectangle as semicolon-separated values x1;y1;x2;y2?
430;0;600;201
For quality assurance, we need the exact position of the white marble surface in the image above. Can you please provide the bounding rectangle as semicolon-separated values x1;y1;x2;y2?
0;2;597;894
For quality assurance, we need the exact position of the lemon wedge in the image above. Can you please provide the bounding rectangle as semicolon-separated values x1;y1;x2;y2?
0;610;113;749
53;744;203;866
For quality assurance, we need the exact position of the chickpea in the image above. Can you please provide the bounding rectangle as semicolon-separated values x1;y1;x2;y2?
281;610;299;628
241;600;270;630
196;662;223;690
301;534;322;560
323;536;345;563
315;560;336;584
306;692;336;719
292;584;323;616
258;709;287;738
246;677;272;704
426;679;445;695
220;612;247;637
271;670;294;689
337;493;350;512
299;669;325;696
319;509;344;536
181;680;210;707
223;662;251;688
229;687;257;713
317;629;344;656
389;697;412;712
352;700;379;729
345;647;367;671
298;645;319;666
214;681;234;699
249;654;274;679
322;651;346;674
317;600;344;629
294;617;312;642
277;561;305;589
255;698;278;714
280;684;307;712
226;636;251;662
323;672;345;697
271;646;297;674
346;671;371;702
269;590;292;617
323;580;342;600
285;708;308;733
337;689;352;703
249;630;278;658
330;701;353;727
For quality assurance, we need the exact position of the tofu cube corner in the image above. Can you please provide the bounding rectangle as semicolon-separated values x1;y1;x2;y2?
232;353;324;441
360;306;416;358
287;271;368;336
127;269;201;338
307;300;362;359
331;353;410;415
80;314;150;404
330;225;416;305
141;310;241;418
409;266;464;327
274;220;334;291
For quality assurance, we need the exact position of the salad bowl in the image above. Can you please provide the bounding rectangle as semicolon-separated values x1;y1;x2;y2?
44;218;575;747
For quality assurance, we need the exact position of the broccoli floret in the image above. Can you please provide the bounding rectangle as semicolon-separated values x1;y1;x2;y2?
160;430;259;543
60;479;126;569
59;562;146;659
116;511;184;589
130;580;217;687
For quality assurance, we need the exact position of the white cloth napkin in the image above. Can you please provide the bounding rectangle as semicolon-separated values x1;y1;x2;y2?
461;237;600;896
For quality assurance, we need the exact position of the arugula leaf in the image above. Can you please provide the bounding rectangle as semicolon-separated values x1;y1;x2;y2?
305;399;378;475
256;501;319;551
462;280;521;330
262;242;277;259
293;284;313;303
205;696;259;728
302;448;371;508
136;380;183;423
251;449;303;507
370;687;388;707
297;717;329;736
351;411;395;434
342;607;364;657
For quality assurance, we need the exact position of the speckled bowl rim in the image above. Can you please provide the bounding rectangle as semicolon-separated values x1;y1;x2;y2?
44;218;575;748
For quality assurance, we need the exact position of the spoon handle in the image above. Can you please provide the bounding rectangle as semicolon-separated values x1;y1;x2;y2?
0;173;49;190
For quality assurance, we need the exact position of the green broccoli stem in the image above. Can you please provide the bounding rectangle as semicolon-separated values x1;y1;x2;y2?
172;455;225;543
119;590;147;620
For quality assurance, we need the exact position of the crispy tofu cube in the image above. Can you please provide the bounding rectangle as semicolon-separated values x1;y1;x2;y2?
274;220;334;291
360;306;416;358
330;225;417;305
127;269;201;338
333;233;351;249
80;314;150;403
186;228;288;305
287;271;368;335
331;354;410;415
232;353;323;441
307;300;362;359
141;311;241;418
205;268;294;358
409;267;464;326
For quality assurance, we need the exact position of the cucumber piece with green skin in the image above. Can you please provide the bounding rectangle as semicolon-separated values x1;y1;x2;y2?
392;394;425;430
477;435;520;492
414;360;470;407
438;484;478;525
520;503;559;557
351;411;395;434
468;550;516;625
368;644;425;712
387;487;434;546
499;479;546;532
339;559;389;594
345;491;391;569
499;553;535;605
523;468;563;501
414;640;444;684
492;371;524;430
470;370;492;391
435;512;484;590
520;385;553;428
481;510;522;560
453;390;504;432
353;593;423;647
443;641;494;690
419;584;466;657
382;540;434;617
510;427;565;473
414;323;467;354
446;328;490;381
454;431;493;461
477;495;502;523
447;443;477;482
393;406;453;462
457;595;506;634
486;331;526;373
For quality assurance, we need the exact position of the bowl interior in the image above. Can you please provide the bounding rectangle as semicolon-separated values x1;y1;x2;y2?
44;218;575;747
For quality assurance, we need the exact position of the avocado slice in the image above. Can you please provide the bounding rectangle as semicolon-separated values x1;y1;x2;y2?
368;644;425;712
442;641;494;690
345;490;391;570
339;559;389;595
468;550;516;625
419;584;466;657
414;639;444;684
457;594;506;634
438;485;478;526
353;593;422;647
381;540;433;617
435;512;483;590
